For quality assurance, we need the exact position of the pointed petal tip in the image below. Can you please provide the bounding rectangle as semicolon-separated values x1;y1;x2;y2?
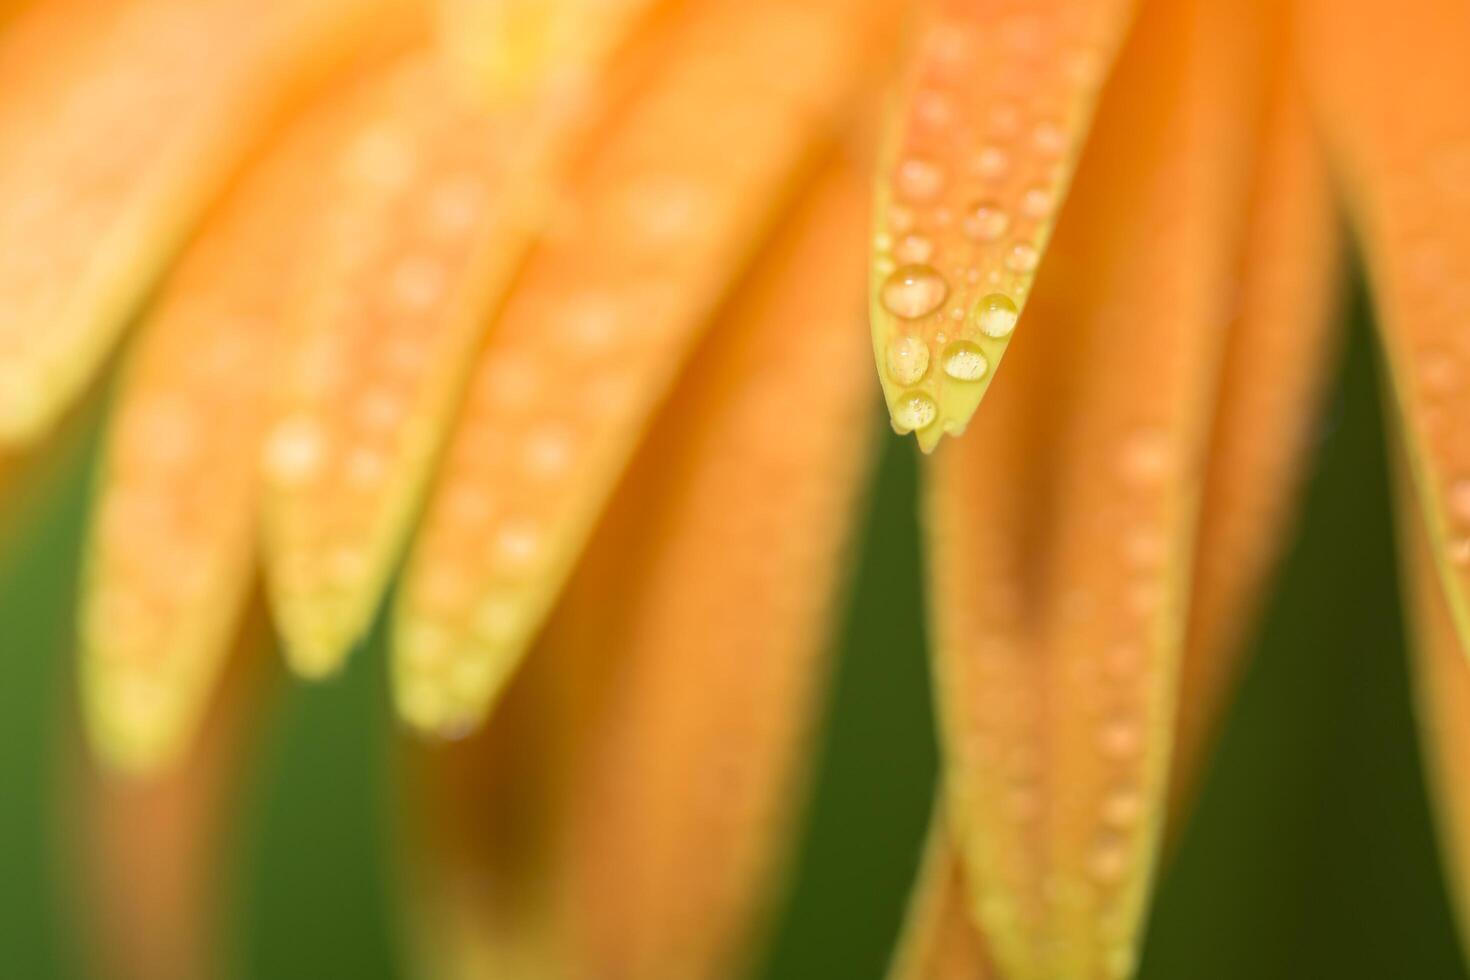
268;594;358;680
390;616;518;740
81;663;191;778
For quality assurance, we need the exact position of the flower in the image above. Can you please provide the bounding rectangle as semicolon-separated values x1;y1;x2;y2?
7;0;1470;978
875;0;1470;978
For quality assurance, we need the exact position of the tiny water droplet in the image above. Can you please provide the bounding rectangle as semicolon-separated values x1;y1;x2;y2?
971;145;1009;180
1101;787;1142;828
970;293;1019;338
1090;835;1128;884
1119;428;1170;486
895;157;945;201
962;201;1010;242
893;233;935;264
1021;185;1055;219
1099;717;1141;759
1034;121;1066;156
885;336;931;385
942;341;989;381
892;391;938;432
1005;242;1040;272
881;264;949;319
1449;478;1470;525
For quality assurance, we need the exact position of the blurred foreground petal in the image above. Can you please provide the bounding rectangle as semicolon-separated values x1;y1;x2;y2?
923;0;1269;974
79;73;376;773
889;821;996;980
871;0;1135;450
405;163;877;979
75;614;271;980
435;0;659;104
0;0;411;445
1305;0;1470;659
393;0;898;737
1169;74;1341;817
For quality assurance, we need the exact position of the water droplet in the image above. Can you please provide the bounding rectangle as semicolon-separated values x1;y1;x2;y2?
1089;835;1128;884
1450;479;1470;525
1005;242;1040;273
895;157;945;201
1101;787;1142;828
491;518;543;572
893;233;935;264
892;391;938;432
1099;717;1141;759
942;340;989;381
914;90;954;127
881;265;949;319
970;293;1019;338
1119;429;1169;486
1122;527;1165;568
888;205;916;234
971;145;1009;180
263;415;325;486
962;201;1010;242
388;256;446;312
1034;121;1066;156
1021;185;1055;219
886;336;931;385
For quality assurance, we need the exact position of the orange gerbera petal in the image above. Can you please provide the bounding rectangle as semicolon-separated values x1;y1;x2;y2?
924;0;1271;974
435;0;660;104
1303;0;1470;658
0;0;412;446
391;0;899;738
871;0;1135;450
888;821;997;980
892;53;1338;979
1402;461;1470;961
1169;77;1342;816
404;163;876;979
77;72;380;773
74;618;271;980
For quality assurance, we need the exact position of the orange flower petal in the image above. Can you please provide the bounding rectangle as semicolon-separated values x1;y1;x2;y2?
391;0;898;738
403;161;876;980
870;0;1136;451
435;0;660;104
1401;460;1470;959
79;75;377;773
924;0;1272;974
1169;77;1342;816
888;820;997;980
1303;0;1470;658
0;0;411;446
260;1;683;676
74;618;271;980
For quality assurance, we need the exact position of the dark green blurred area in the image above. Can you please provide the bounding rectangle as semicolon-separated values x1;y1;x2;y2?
1;291;1467;978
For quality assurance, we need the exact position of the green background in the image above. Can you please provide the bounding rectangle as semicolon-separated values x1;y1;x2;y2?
2;288;1467;978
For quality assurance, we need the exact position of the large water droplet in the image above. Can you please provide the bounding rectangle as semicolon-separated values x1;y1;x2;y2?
892;390;938;432
962;201;1010;242
881;265;949;319
886;336;931;385
942;340;989;381
895;157;945;201
970;293;1019;338
971;145;1009;180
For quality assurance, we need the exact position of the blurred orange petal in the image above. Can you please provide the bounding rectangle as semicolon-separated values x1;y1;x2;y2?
0;0;411;445
392;0;898;738
78;74;376;773
1170;76;1342;816
1304;0;1470;658
435;0;659;104
74;616;271;980
888;820;997;980
871;0;1135;450
924;0;1271;974
405;162;876;979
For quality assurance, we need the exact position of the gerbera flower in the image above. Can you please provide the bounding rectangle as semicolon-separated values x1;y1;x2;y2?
4;0;1470;977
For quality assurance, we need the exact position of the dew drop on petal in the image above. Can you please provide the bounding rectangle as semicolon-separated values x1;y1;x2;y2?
263;415;325;486
941;340;989;381
1021;185;1055;219
1005;242;1040;272
962;201;1010;242
881;264;949;319
892;390;938;432
885;335;931;385
893;233;935;264
970;293;1019;338
895;157;945;201
971;145;1009;180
